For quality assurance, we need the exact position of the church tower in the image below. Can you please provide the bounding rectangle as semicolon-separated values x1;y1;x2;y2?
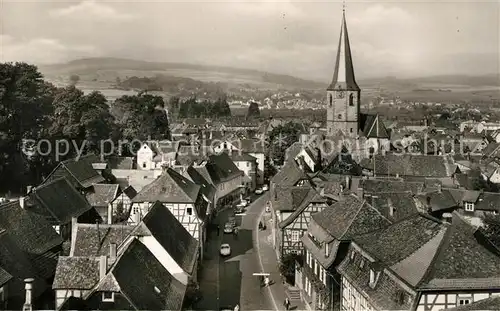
326;8;360;137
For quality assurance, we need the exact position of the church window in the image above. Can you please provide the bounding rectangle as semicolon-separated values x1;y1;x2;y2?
349;93;354;106
350;128;353;133
338;114;342;119
329;94;333;107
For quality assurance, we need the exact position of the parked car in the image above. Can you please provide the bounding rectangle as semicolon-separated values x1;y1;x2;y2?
245;197;252;203
262;184;269;191
235;206;245;214
255;188;263;195
236;200;248;208
220;244;231;256
224;223;234;234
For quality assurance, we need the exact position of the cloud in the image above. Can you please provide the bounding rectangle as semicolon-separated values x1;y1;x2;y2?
0;35;98;64
50;0;136;21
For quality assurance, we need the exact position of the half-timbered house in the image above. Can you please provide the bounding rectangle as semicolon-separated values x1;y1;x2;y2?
298;194;391;310
131;167;208;257
26;177;102;240
277;187;333;257
41;154;105;192
54;238;186;311
0;201;64;309
338;212;500;311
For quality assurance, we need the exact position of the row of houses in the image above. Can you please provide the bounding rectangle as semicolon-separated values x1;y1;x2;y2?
0;142;251;310
268;142;500;311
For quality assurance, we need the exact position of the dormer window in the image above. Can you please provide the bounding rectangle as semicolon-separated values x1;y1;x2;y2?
102;292;115;302
464;202;475;212
369;269;377;288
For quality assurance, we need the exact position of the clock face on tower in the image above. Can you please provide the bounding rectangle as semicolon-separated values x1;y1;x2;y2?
337;90;345;99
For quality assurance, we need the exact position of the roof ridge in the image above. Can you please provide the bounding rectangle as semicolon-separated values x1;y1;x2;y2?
390;225;447;270
339;196;365;238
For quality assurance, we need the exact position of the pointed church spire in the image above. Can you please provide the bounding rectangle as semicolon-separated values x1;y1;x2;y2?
328;5;360;91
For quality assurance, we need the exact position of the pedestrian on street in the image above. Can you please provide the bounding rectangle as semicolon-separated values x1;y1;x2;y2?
284;298;290;310
264;276;270;287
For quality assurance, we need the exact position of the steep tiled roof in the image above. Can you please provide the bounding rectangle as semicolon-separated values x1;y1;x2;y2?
337;247;416;311
363;154;456;177
271;159;310;186
368;192;419;221
72;223;136;257
230;152;257;162
0;201;63;254
279;188;327;229
52;256;99;289
123;185;138;200
446;296;500;311
0;229;48;298
359;179;424;194
107;156;134;169
86;184;119;207
239;139;266;154
272;186;312;212
205;152;243;184
29;177;92;224
176;145;209;166
285;142;303;161
111;238;186;311
482;142;500;158
132;202;199;275
45;154;105;189
354;213;445;286
312;195;391;240
0;265;12;287
187;166;216;203
132;168;200;203
360;114;390;139
417;190;458;212
418;214;500;290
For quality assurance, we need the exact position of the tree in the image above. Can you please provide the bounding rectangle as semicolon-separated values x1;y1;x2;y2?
246;102;260;118
482;214;500;249
111;93;171;145
267;122;303;166
69;74;80;85
0;62;56;190
278;253;301;285
50;87;118;155
264;155;277;182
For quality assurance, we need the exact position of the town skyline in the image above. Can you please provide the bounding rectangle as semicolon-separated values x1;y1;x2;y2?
1;0;499;81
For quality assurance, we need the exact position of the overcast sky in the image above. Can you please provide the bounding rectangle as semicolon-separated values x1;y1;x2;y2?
1;0;499;80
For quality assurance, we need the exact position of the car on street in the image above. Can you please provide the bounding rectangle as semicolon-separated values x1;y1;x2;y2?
220;243;231;256
255;188;263;195
262;184;269;191
235;206;245;214
224;223;233;233
236;200;248;208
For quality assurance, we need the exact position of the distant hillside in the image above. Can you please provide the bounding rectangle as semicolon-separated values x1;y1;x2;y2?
38;57;500;91
39;57;325;90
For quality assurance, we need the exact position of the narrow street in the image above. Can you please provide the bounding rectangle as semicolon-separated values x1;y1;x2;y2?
196;192;272;310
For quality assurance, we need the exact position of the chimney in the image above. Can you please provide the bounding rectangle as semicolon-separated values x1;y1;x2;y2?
26;186;32;194
437;183;442;193
388;198;395;217
22;278;34;311
99;255;107;280
357;187;364;199
340;184;344;194
442;212;452;224
345;176;351;190
109;243;117;260
319;187;325;197
19;197;25;209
